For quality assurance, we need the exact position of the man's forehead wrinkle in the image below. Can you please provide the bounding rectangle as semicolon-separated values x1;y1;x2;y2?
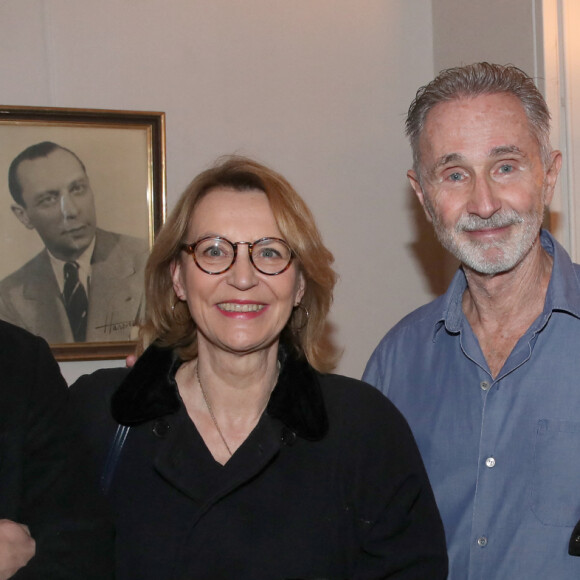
26;171;87;193
436;152;464;167
489;144;527;158
425;145;527;178
425;152;464;179
69;176;89;187
32;187;59;198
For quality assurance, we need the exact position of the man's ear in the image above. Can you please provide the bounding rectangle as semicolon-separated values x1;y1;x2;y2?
11;204;34;230
407;169;433;223
543;150;563;206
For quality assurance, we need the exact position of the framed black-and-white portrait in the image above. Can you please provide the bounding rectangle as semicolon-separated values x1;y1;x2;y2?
0;105;166;361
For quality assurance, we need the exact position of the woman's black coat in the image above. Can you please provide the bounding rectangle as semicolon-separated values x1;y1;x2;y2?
71;343;447;579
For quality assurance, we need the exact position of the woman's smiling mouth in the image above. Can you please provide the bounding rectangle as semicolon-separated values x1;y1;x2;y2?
217;302;266;313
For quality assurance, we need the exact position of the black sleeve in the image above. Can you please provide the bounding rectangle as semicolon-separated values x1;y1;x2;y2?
6;328;115;579
334;380;448;579
68;367;129;490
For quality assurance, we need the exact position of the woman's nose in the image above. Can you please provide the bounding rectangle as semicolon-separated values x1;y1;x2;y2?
226;245;258;290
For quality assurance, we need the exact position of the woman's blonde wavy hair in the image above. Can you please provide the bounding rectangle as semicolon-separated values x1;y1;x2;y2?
138;155;338;372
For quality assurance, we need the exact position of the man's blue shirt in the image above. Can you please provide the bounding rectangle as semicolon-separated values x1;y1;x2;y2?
363;230;580;579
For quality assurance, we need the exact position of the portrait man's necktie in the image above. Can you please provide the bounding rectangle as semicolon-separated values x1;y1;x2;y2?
63;261;88;342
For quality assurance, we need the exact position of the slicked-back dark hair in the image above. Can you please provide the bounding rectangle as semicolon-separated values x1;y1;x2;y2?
8;141;87;206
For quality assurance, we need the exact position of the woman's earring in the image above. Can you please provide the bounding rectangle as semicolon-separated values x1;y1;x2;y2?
295;303;309;319
171;296;182;314
292;303;309;332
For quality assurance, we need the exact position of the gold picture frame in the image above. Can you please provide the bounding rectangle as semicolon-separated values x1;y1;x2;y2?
0;105;166;361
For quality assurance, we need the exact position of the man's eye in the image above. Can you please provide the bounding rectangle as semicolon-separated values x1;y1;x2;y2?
498;164;513;174
36;194;58;207
448;172;463;182
70;181;87;194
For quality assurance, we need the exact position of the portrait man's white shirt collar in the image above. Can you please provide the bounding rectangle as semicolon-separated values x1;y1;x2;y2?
48;236;95;296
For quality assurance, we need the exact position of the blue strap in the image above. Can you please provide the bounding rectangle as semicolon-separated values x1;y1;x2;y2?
101;424;130;494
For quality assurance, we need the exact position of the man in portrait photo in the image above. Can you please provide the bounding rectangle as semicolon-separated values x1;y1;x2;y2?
0;141;149;343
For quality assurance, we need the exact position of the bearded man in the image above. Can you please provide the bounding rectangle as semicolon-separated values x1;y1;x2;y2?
364;62;580;578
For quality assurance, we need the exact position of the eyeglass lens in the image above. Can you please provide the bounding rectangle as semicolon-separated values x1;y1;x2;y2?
194;237;292;275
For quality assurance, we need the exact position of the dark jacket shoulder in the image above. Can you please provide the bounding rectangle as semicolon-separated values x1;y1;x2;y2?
0;320;115;579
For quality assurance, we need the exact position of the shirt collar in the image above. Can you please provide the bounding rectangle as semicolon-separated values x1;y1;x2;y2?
438;269;468;336
538;229;580;319
433;229;580;340
48;236;95;294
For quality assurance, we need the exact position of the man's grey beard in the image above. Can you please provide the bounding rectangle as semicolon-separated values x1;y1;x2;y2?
429;207;544;275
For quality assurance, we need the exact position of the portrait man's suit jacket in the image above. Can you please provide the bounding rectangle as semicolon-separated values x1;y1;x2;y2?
0;228;149;343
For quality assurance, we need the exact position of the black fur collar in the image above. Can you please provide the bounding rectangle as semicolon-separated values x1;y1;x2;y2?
111;343;328;441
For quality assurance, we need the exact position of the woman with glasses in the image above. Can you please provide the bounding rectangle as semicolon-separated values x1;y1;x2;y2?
71;156;447;579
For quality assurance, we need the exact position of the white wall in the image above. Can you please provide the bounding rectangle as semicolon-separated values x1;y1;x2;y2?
546;0;580;261
432;0;537;75
0;0;437;383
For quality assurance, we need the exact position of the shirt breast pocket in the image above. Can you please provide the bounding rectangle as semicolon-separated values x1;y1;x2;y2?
531;419;580;527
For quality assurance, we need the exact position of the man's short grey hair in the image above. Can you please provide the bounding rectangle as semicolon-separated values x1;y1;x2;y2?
406;62;552;175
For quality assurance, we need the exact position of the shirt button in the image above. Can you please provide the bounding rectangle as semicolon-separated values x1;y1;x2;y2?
477;536;488;547
480;381;490;391
485;457;496;468
152;420;171;438
281;428;297;446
